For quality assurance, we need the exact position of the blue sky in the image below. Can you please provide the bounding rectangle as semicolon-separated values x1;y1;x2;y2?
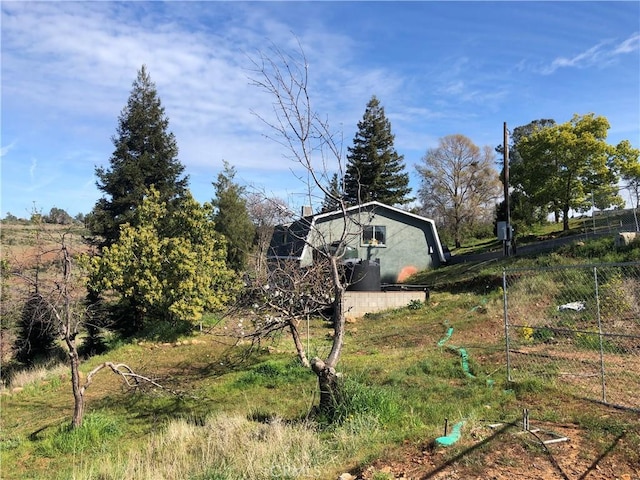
2;1;639;218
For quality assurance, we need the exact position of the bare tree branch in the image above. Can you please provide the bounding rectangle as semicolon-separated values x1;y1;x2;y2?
244;38;366;415
81;361;188;398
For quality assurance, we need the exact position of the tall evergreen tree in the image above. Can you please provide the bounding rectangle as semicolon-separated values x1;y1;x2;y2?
343;96;412;206
211;161;255;272
320;173;343;213
89;65;188;247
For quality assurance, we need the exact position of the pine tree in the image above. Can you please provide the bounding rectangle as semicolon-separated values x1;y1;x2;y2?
89;65;188;247
15;293;62;365
211;161;255;272
343;96;412;206
320;173;343;213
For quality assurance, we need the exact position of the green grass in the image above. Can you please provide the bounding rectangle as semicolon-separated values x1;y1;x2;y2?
2;234;639;479
0;302;516;479
413;231;640;291
35;412;122;457
232;359;315;389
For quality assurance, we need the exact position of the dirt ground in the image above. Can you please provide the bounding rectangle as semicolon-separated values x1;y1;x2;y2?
355;419;640;480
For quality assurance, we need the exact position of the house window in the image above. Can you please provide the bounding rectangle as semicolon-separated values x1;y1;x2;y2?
362;225;386;246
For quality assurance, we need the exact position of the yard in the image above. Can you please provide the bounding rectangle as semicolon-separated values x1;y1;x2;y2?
1;223;639;479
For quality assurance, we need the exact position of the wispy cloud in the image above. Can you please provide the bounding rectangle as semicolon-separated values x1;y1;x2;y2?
542;32;639;75
1;2;406;177
29;158;37;182
0;141;16;157
613;32;640;54
2;2;637;217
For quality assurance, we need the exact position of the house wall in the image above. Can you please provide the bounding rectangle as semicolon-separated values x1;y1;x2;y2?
304;207;442;283
343;290;428;319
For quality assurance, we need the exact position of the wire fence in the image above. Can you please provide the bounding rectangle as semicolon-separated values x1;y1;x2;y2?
575;206;639;240
503;262;640;410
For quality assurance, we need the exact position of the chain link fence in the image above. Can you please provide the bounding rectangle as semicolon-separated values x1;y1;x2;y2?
503;262;640;410
576;207;639;240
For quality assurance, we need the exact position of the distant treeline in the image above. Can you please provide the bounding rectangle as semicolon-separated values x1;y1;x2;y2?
2;208;85;225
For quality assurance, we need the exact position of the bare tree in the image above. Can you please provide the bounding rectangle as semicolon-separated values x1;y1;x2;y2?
417;134;501;248
8;223;173;428
240;258;335;368
245;193;291;278
248;41;353;414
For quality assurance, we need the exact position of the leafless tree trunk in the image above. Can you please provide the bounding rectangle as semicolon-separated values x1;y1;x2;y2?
9;225;171;429
417;135;501;248
248;40;351;414
288;319;310;368
59;245;85;428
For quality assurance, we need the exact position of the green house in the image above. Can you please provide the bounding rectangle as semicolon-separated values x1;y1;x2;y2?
268;201;446;284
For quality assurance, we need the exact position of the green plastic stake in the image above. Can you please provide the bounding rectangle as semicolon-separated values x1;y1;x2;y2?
435;421;464;446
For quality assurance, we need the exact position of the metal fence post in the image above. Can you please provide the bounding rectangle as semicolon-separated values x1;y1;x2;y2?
593;266;607;403
503;269;512;382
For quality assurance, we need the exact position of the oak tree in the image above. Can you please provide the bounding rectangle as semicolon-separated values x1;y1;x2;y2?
417;134;501;248
496;119;556;226
516;114;624;230
614;140;640;218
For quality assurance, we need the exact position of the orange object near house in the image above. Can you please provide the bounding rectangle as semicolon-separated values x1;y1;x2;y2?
397;265;418;282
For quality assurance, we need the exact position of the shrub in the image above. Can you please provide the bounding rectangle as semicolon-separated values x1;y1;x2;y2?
14;294;65;366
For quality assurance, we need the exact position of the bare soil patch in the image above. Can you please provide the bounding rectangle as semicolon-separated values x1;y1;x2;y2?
358;418;639;480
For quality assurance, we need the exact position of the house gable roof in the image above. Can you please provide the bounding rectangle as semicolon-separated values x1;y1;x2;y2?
268;201;446;262
314;201;434;226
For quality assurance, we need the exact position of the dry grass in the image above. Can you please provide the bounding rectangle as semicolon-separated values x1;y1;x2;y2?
73;414;333;480
1;223;90;267
2;362;68;391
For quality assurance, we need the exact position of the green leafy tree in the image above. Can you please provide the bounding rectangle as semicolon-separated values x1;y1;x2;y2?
614;140;640;210
517;114;623;230
494;190;548;234
497;119;556;174
44;207;74;225
343;96;412;206
417;134;501;248
496;119;556;227
86;187;239;336
89;65;188;247
211;161;255;272
3;212;18;223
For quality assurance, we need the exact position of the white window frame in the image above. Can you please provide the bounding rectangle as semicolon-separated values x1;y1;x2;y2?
362;225;386;246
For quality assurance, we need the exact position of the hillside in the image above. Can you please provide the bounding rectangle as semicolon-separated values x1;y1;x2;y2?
1;226;639;479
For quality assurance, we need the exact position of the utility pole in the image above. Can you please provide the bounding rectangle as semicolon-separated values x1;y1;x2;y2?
503;122;512;256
